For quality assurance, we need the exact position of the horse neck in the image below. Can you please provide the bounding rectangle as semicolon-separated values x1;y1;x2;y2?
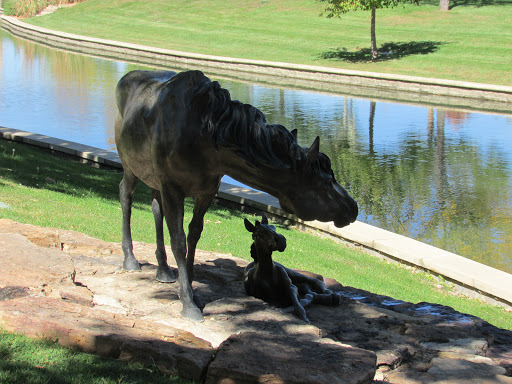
250;241;275;273
219;149;288;197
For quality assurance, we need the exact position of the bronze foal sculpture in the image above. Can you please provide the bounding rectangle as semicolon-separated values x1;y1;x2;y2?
244;214;341;324
115;70;357;322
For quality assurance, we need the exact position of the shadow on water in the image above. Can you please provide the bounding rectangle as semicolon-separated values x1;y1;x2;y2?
319;41;446;63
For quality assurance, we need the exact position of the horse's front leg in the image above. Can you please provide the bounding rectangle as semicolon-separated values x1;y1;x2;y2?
185;192;216;309
160;185;203;322
120;170;140;271
152;189;176;283
186;193;216;281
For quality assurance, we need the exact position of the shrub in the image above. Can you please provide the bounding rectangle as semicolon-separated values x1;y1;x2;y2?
2;0;86;17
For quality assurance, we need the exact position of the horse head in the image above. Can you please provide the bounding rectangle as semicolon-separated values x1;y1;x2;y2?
194;76;358;229
277;135;358;228
244;214;287;258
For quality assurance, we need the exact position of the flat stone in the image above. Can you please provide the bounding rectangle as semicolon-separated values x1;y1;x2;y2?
427;357;511;383
420;338;488;356
386;370;512;384
206;332;377;384
0;295;213;382
0;232;74;289
2;219;512;383
487;345;512;372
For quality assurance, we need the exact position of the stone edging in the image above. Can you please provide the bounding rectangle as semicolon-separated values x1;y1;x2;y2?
1;15;512;115
1;126;511;310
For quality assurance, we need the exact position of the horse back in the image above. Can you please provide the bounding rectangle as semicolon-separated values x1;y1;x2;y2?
115;70;176;117
114;70;218;192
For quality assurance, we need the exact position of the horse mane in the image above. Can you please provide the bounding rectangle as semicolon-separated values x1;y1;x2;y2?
193;77;332;174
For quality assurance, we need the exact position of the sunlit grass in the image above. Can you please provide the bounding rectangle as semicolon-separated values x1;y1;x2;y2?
24;0;512;85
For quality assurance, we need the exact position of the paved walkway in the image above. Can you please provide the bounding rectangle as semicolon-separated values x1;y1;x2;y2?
1;126;511;311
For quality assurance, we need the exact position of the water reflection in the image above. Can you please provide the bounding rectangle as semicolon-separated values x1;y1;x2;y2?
1;29;511;274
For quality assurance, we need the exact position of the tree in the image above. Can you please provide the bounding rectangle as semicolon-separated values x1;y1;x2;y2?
439;0;450;11
317;0;419;61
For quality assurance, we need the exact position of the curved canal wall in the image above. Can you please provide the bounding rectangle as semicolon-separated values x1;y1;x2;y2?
1;15;512;115
1;126;511;311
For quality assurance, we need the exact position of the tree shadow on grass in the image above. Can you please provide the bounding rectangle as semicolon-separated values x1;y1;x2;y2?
319;41;446;63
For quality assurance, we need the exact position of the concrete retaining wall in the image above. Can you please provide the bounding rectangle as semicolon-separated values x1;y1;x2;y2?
2;15;512;115
1;126;511;311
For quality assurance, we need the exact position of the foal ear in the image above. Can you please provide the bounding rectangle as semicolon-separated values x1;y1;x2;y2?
261;213;268;225
244;218;255;233
291;129;298;141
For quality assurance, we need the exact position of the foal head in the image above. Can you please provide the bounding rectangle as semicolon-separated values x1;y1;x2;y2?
244;214;286;261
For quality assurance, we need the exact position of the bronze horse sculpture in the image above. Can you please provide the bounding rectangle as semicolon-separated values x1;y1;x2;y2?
244;214;341;324
115;70;358;322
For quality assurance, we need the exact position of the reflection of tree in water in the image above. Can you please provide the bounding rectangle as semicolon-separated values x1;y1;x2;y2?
3;36;511;273
248;90;511;273
337;106;511;273
5;34;150;150
446;110;469;126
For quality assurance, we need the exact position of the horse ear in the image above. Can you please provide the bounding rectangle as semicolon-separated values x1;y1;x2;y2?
244;218;255;233
291;129;298;141
307;136;320;163
261;213;268;225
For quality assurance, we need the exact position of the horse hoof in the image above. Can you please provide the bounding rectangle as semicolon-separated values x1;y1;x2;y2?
156;266;176;283
123;259;141;271
181;307;204;323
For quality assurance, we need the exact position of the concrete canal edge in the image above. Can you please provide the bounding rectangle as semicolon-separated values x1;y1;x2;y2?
1;126;511;311
1;15;512;115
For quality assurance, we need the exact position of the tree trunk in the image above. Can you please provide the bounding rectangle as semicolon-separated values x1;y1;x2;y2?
370;7;378;61
440;0;450;10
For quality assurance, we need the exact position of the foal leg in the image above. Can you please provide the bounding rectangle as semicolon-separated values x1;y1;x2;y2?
276;266;310;324
120;170;140;271
160;185;203;323
152;189;176;283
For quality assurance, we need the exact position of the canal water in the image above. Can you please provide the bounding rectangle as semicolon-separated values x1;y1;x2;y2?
1;29;511;274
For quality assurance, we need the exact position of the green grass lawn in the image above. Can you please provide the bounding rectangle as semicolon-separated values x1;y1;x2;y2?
23;0;512;86
0;329;189;384
1;139;511;332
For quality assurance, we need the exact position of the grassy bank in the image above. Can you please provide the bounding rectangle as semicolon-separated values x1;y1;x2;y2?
23;0;512;86
1;138;511;331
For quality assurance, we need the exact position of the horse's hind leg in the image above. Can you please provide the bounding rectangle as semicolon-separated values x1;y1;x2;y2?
120;170;140;271
152;189;176;283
